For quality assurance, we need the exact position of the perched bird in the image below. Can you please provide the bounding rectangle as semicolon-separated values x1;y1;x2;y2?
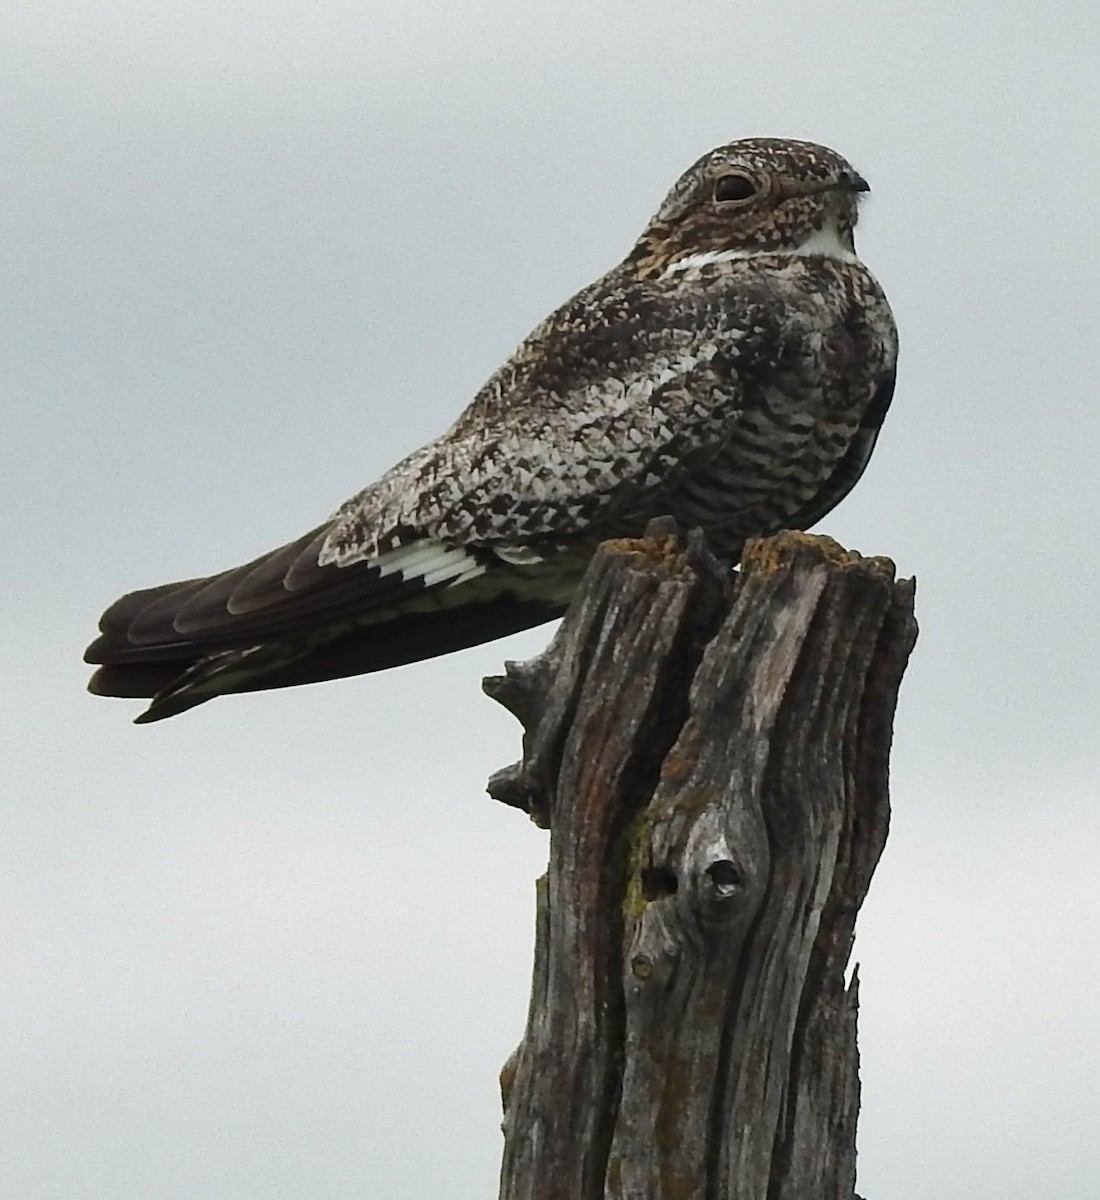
86;137;898;723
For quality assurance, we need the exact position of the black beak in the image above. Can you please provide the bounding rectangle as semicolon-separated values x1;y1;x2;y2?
779;173;871;201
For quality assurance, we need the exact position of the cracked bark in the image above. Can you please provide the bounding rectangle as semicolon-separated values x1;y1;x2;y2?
485;527;917;1200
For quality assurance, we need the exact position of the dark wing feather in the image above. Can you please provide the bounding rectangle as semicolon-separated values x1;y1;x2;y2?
90;591;565;712
85;523;469;665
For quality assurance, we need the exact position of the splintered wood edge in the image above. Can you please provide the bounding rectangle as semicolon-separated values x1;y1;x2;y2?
598;533;697;580
741;530;903;584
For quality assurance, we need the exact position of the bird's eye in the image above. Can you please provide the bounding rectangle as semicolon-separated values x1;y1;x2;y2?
714;173;757;203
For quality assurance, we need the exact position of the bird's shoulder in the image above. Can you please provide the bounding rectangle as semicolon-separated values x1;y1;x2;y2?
323;256;892;564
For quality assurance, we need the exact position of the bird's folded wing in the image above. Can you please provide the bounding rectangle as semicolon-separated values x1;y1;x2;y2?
84;526;490;663
322;356;742;566
86;357;745;666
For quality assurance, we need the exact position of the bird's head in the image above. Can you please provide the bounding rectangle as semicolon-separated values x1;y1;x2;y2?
628;138;870;279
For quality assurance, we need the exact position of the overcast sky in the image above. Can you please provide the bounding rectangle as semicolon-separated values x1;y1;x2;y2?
3;2;1098;1197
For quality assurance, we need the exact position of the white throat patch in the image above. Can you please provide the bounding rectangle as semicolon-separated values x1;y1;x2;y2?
662;220;859;279
793;223;858;262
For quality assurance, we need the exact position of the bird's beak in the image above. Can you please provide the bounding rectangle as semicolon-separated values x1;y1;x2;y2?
838;171;870;194
776;172;870;201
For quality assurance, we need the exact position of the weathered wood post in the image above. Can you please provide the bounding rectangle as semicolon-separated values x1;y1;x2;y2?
484;525;917;1200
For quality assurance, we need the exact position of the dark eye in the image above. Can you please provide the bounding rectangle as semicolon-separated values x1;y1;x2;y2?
714;173;757;203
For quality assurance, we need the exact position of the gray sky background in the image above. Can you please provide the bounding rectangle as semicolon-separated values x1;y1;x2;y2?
3;2;1098;1197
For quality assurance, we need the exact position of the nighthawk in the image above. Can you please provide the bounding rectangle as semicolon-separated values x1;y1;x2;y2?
86;137;898;723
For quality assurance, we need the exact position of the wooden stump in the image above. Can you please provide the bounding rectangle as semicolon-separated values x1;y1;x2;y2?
484;527;917;1200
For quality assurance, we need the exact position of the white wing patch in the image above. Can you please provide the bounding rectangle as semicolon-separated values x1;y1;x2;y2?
322;536;487;589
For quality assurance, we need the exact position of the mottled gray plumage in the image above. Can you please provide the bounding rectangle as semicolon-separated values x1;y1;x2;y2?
86;137;898;722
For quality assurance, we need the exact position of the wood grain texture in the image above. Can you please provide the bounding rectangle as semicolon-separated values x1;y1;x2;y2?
486;528;917;1200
